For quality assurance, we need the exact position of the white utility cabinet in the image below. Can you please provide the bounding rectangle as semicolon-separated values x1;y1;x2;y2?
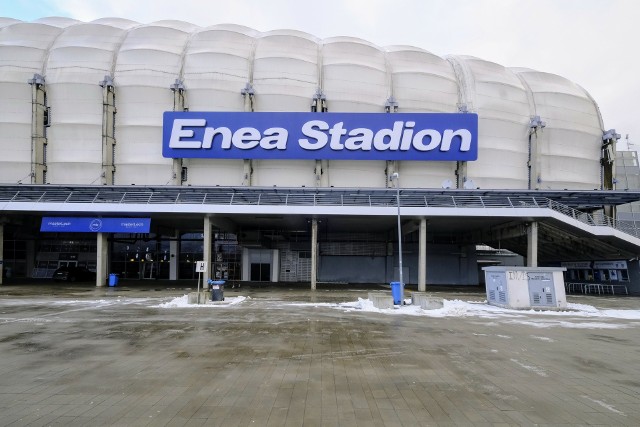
483;267;567;309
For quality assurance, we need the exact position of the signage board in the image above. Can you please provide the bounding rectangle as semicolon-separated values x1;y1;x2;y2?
593;260;627;270
195;261;207;273
163;112;478;161
41;217;151;233
560;261;592;269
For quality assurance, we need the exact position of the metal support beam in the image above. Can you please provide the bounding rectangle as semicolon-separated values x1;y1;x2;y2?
28;74;47;184
311;218;318;290
528;116;546;190
241;83;254;186
170;79;187;185
100;76;116;185
527;221;539;267
418;218;427;292
602;129;620;191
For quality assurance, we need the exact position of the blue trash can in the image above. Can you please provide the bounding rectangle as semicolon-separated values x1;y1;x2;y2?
390;281;403;305
108;273;119;287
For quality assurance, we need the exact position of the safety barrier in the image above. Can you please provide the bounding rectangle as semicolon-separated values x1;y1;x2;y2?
565;282;629;295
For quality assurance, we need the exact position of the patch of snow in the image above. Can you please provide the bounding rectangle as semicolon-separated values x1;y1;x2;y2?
530;335;554;342
155;295;247;308
510;358;548;377
314;298;640;322
505;320;632;329
582;395;626;416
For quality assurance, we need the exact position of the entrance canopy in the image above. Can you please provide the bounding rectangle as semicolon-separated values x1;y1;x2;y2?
2;184;640;263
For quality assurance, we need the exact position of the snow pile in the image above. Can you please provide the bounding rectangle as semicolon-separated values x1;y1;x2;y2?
155;295;247;308
321;298;640;323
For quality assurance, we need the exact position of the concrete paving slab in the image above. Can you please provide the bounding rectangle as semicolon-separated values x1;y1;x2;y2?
0;283;639;426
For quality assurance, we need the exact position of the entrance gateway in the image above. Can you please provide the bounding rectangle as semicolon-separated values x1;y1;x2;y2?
2;185;640;291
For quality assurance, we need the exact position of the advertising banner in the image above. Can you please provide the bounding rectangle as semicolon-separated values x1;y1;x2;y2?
41;217;151;233
163;112;478;161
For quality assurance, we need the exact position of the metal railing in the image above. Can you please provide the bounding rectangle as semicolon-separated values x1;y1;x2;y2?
2;186;639;238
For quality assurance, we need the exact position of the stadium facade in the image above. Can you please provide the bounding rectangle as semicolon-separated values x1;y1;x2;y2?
0;17;639;293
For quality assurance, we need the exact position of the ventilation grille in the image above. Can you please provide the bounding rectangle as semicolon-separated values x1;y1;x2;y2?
533;293;541;304
498;291;506;303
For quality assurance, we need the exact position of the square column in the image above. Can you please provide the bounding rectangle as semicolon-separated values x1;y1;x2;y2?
0;224;4;285
311;219;318;290
96;232;108;287
418;218;427;292
204;217;212;279
169;236;179;281
527;222;538;267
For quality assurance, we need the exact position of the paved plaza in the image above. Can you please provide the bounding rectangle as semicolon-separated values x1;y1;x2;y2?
0;282;639;426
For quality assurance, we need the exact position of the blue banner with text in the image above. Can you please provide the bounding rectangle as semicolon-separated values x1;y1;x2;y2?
162;112;478;161
41;217;151;233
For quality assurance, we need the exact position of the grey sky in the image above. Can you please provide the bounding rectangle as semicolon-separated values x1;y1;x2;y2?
6;0;640;149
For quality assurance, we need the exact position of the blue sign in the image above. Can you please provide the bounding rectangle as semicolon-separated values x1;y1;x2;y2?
163;112;478;161
41;217;151;233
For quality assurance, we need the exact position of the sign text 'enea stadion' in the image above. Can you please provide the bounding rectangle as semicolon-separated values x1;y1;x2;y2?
163;112;478;161
0;17;639;293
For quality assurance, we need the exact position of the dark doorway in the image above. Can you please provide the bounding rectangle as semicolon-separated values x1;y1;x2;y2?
251;263;271;281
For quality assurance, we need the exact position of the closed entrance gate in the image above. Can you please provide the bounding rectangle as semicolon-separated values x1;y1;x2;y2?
249;249;273;281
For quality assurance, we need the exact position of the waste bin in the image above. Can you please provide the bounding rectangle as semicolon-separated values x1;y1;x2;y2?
390;281;403;305
108;273;119;287
208;279;225;301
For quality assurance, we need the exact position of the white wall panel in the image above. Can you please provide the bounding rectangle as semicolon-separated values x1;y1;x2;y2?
327;161;387;188
252;160;316;187
0;19;606;190
322;38;388;187
114;23;192;185
186;161;245;186
386;46;458;112
514;69;602;190
0;22;64;183
182;26;255;186
250;32;319;186
386;46;460;188
115;89;173;185
253;31;319;112
399;162;456;189
454;57;531;189
322;37;387;113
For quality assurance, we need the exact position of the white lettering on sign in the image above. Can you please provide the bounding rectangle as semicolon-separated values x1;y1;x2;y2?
169;119;472;153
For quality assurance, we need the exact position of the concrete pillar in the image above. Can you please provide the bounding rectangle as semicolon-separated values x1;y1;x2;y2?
311;219;318;290
96;232;108;287
203;217;212;279
242;248;250;281
26;240;35;278
527;222;538;267
0;223;4;285
169;234;179;281
271;249;279;282
418;218;427;292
